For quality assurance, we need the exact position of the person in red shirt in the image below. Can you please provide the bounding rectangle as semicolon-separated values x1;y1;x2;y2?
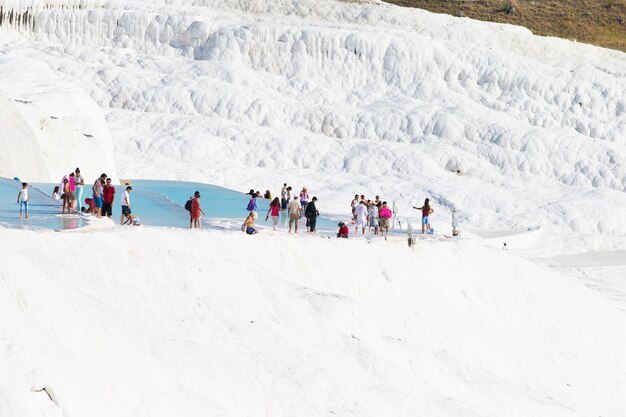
337;222;349;238
190;191;206;229
101;178;116;218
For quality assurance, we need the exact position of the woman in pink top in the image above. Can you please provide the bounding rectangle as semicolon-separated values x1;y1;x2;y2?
68;172;77;211
266;197;281;230
379;201;393;237
299;187;309;215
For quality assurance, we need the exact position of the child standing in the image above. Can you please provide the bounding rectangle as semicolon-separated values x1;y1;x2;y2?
17;182;30;219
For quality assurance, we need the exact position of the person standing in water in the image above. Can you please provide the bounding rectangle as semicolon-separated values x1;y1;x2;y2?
304;196;319;233
280;183;288;211
74;168;84;212
62;177;71;214
17;182;30;219
190;191;206;229
299;187;309;216
266;197;281;230
247;193;259;214
288;196;301;233
413;198;434;234
68;172;77;211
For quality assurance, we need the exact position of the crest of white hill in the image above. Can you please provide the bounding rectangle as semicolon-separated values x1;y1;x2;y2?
0;0;625;235
1;228;625;417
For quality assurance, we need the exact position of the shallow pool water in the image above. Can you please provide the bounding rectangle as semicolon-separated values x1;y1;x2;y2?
129;179;339;230
0;178;87;230
2;178;340;231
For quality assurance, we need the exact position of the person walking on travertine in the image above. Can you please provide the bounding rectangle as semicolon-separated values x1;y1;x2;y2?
368;200;379;235
266;197;281;231
121;186;133;225
354;200;368;235
414;198;434;234
379;201;393;238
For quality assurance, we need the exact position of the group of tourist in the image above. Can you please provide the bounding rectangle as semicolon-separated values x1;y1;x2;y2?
349;194;394;237
16;175;434;236
239;184;319;235
46;168;137;225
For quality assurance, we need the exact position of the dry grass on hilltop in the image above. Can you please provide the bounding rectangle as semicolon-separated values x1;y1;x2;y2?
384;0;626;52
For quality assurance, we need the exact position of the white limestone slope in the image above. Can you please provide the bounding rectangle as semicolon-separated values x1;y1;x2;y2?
1;228;625;417
1;1;626;416
0;53;117;183
0;0;624;234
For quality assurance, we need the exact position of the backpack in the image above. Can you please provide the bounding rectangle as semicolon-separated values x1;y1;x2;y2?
184;197;193;211
246;198;255;211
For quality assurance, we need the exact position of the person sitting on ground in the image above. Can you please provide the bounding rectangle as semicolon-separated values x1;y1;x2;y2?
337;222;349;238
83;197;95;214
122;213;140;226
413;198;434;234
243;211;257;235
52;186;61;201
